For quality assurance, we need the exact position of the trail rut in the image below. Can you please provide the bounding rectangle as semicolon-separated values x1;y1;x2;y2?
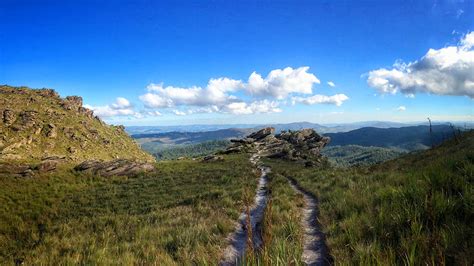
220;154;270;265
288;176;332;266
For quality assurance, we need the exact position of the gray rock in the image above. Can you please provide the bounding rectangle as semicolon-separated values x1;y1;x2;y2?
247;127;275;140
75;159;155;177
228;128;330;166
201;155;224;162
46;124;57;138
11;111;38;131
62;96;83;111
3;109;16;126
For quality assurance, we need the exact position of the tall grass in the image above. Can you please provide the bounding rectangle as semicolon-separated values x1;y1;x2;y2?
267;131;474;264
0;154;257;264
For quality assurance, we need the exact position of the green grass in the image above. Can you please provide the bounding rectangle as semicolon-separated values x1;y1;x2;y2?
267;131;474;265
261;171;304;265
0;153;257;264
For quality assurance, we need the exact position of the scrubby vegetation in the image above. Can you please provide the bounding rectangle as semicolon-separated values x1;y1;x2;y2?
267;130;474;264
142;140;230;160
322;145;405;167
0;154;257;264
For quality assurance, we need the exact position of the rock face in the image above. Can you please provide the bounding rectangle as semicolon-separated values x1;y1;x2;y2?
74;159;155;177
225;127;330;166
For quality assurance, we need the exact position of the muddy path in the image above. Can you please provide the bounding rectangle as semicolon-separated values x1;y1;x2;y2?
220;153;270;265
287;176;332;266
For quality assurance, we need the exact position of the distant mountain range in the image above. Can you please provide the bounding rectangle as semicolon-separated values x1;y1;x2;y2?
131;128;252;145
325;125;457;151
126;121;473;135
132;124;465;156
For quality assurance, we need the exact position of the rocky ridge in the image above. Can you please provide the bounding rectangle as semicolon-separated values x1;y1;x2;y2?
223;127;330;166
0;85;155;176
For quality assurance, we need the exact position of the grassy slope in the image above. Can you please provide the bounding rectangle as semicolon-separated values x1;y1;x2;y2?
267;131;473;264
322;145;406;167
0;85;153;163
143;140;230;161
0;154;257;265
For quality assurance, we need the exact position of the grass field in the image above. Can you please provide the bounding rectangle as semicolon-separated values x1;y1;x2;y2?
0;154;257;265
1;132;473;264
266;131;474;265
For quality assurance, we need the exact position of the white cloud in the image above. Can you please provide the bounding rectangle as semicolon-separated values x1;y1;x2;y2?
292;94;349;106
224;100;282;115
139;92;173;108
144;110;162;116
327;81;336;87
247;66;320;99
138;66;349;116
85;97;137;118
173;110;187;116
397;106;406;111
141;78;243;108
367;31;474;98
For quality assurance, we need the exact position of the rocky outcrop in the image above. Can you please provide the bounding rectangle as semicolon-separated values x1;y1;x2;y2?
11;111;39;131
62;96;83;111
0;85;155;164
46;123;57;138
74;159;155;177
247;127;274;140
201;155;224;162
37;88;60;98
226;127;330;166
3;109;16;126
0;156;66;177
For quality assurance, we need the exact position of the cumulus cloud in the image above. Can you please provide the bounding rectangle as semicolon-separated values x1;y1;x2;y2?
138;66;348;116
141;78;243;108
85;97;137;118
224;100;282;115
292;94;349;106
327;81;336;87
367;31;474;98
397;106;406;111
173;110;187;116
247;66;320;99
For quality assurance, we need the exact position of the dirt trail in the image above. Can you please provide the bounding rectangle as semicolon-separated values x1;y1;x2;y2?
220;153;270;265
287;176;332;266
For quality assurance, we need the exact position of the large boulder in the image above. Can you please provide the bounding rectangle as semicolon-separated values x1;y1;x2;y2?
201;155;224;162
247;127;275;140
11;111;38;131
74;159;155;177
3;109;16;126
62;96;83;111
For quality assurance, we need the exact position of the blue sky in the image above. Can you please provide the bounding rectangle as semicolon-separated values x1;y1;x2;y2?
1;0;473;125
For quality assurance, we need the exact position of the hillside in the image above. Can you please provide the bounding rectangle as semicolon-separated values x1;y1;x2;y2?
266;130;474;264
325;125;456;150
132;128;252;145
0;85;154;163
322;145;406;167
